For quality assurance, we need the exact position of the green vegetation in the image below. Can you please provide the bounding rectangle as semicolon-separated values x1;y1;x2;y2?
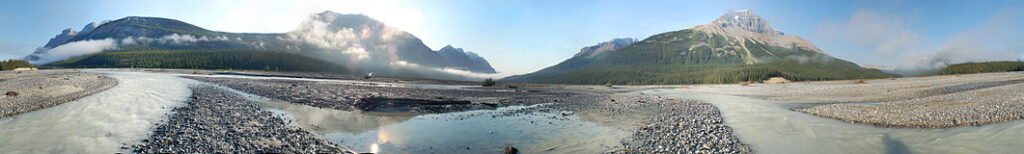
503;29;898;85
482;78;497;87
940;61;1024;75
48;50;348;73
1;59;35;71
67;17;221;43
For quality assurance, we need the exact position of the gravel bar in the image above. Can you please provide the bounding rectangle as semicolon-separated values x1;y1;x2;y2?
131;85;353;153
184;74;751;153
0;69;117;118
797;82;1024;128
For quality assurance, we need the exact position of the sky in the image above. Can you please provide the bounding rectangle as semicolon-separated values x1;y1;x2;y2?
1;0;1022;75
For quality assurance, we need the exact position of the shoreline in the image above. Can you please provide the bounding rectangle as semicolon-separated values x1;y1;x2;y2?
680;71;1024;128
181;70;751;153
131;85;354;153
0;69;118;118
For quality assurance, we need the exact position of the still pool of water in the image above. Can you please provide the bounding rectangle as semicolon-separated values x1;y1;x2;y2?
645;89;1024;154
240;92;631;153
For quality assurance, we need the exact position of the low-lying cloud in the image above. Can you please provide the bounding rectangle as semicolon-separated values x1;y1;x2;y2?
438;67;514;80
28;38;118;64
815;8;1024;76
26;34;229;64
814;9;921;55
894;8;1024;76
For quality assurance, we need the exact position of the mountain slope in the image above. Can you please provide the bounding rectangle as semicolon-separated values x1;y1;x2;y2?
532;38;637;74
28;11;496;80
503;10;897;84
437;45;496;73
940;61;1024;75
48;50;349;73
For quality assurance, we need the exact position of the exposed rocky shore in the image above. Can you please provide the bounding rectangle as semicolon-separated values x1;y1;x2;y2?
184;76;574;113
131;85;353;153
184;73;751;153
685;71;1024;128
0;69;117;118
797;81;1024;128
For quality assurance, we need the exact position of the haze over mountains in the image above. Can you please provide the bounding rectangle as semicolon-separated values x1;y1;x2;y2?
503;10;896;84
25;11;496;80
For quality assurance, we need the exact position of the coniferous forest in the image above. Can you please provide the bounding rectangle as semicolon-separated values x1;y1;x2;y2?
47;50;349;73
940;61;1024;75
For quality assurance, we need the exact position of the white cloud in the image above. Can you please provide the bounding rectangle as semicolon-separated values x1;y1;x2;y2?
28;38;118;64
389;60;419;68
814;9;920;54
894;8;1024;76
0;40;32;60
213;0;424;36
439;67;515;79
27;34;228;64
815;9;1024;76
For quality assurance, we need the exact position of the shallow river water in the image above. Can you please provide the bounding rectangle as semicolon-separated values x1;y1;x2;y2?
245;94;630;153
645;89;1024;154
0;71;631;153
0;71;196;153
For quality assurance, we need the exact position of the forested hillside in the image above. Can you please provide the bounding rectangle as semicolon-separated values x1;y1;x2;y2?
48;50;349;73
940;61;1024;75
503;29;897;84
1;59;35;70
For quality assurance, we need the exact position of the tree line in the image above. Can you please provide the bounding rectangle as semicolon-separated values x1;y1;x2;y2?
1;59;35;71
47;50;349;73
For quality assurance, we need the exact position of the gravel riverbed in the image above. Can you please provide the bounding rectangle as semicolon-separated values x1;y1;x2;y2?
131;85;353;153
0;69;117;118
185;76;574;113
797;82;1024;128
684;72;1024;128
184;74;751;153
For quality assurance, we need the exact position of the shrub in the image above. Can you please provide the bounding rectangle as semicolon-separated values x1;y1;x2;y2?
483;78;497;87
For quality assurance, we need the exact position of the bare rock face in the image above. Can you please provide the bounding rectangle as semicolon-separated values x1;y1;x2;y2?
80;22;99;33
574;38;637;59
711;10;781;35
437;45;497;73
43;28;78;48
694;10;825;56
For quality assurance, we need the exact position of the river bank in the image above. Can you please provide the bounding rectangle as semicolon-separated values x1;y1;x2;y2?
0;69;117;118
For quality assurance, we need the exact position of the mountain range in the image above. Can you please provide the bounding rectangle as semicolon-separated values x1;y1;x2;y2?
26;11;496;80
503;10;897;84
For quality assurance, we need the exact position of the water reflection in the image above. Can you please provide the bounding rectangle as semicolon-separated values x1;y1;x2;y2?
257;101;629;153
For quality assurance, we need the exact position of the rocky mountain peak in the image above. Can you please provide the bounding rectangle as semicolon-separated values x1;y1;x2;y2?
80;22;99;33
574;38;637;59
711;10;781;35
440;45;459;51
695;10;825;55
60;28;77;35
436;45;496;73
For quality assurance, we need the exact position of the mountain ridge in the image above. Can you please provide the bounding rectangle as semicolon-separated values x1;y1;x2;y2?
503;10;896;84
27;11;498;80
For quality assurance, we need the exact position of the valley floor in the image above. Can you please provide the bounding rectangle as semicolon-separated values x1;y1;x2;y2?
0;69;117;118
4;68;1021;153
0;69;750;153
677;71;1024;128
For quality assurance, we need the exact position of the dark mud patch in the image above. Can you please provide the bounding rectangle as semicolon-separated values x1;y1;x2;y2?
354;97;496;113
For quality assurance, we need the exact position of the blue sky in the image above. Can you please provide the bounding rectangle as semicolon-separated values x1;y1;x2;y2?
1;0;1022;74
